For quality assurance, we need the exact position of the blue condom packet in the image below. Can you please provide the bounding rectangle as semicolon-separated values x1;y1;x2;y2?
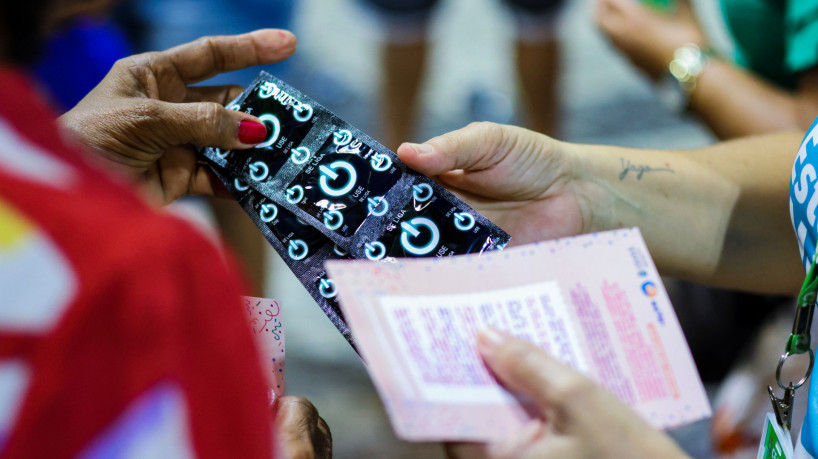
202;71;510;262
210;163;356;347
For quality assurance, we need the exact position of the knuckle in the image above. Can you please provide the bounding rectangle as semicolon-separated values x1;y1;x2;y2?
198;35;227;70
282;395;319;416
466;121;501;136
126;100;162;124
464;121;505;151
122;51;161;74
110;57;130;73
195;102;225;129
551;373;594;402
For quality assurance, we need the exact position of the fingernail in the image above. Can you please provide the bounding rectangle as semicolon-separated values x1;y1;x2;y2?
405;142;433;156
239;120;267;145
278;29;295;42
477;327;507;352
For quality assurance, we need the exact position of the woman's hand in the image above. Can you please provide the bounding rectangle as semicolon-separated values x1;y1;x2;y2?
397;122;589;245
595;0;706;79
445;330;689;459
272;396;332;459
59;29;296;205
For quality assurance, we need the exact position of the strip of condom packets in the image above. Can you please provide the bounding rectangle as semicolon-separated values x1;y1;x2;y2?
211;163;356;347
201;71;511;346
203;71;510;261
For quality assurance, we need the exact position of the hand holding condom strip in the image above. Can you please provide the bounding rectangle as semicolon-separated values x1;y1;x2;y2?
202;72;511;347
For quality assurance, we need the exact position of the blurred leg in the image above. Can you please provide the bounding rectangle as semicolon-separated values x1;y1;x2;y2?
209;197;267;297
506;0;566;136
382;39;429;150
360;0;439;149
516;37;560;136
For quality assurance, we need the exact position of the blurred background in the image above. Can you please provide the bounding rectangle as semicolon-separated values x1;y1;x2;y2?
34;0;781;457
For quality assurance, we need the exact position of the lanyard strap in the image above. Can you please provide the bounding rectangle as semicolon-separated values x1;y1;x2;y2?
777;254;818;389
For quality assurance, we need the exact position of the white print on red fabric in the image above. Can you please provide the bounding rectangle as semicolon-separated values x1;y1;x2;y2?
0;199;76;333
0;120;75;188
0;360;30;450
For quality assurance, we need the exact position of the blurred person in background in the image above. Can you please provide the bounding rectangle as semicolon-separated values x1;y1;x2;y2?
0;0;329;455
361;0;566;151
596;0;818;452
596;0;818;139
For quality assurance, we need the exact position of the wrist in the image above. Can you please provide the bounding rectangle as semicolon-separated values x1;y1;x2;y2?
656;43;715;112
559;141;614;236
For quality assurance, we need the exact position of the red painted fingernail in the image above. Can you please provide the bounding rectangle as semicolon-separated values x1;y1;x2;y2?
239;120;267;145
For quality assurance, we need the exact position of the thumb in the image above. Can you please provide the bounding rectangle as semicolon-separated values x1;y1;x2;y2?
160;101;269;150
397;122;510;177
477;328;594;419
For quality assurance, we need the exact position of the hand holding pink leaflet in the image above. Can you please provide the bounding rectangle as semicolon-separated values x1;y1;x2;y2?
325;228;711;442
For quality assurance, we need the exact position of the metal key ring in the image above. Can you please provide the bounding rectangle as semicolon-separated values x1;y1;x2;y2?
777;348;815;390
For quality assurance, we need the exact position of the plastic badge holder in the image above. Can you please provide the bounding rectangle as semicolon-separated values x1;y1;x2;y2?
202;71;510;263
211;163;356;347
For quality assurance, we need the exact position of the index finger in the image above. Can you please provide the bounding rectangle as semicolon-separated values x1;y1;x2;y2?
477;329;595;416
397;122;507;177
163;29;297;85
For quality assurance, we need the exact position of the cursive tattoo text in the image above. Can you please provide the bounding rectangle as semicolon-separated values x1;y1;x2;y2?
618;158;675;180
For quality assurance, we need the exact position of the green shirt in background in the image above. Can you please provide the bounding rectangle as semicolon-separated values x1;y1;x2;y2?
721;0;818;89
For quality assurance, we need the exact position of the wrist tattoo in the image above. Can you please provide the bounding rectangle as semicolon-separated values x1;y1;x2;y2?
618;158;675;181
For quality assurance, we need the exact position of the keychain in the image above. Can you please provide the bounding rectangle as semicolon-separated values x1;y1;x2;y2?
759;255;818;458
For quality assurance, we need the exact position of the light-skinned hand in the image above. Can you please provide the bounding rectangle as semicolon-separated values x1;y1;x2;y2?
595;0;706;79
445;329;689;458
397;122;589;245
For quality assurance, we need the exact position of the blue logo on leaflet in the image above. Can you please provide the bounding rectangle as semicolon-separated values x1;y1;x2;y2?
318;279;337;298
249;161;269;182
400;217;440;256
333;129;352;146
364;241;386;261
370;153;392;172
318;161;357;197
290;146;310;165
367;196;389;216
288;239;309;260
323;209;344;231
641;281;659;298
453;212;476;231
260;203;278;223
286;185;305;204
412;183;433;202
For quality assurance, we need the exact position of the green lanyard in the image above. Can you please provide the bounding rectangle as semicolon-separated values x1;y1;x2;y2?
785;255;818;356
769;254;818;430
